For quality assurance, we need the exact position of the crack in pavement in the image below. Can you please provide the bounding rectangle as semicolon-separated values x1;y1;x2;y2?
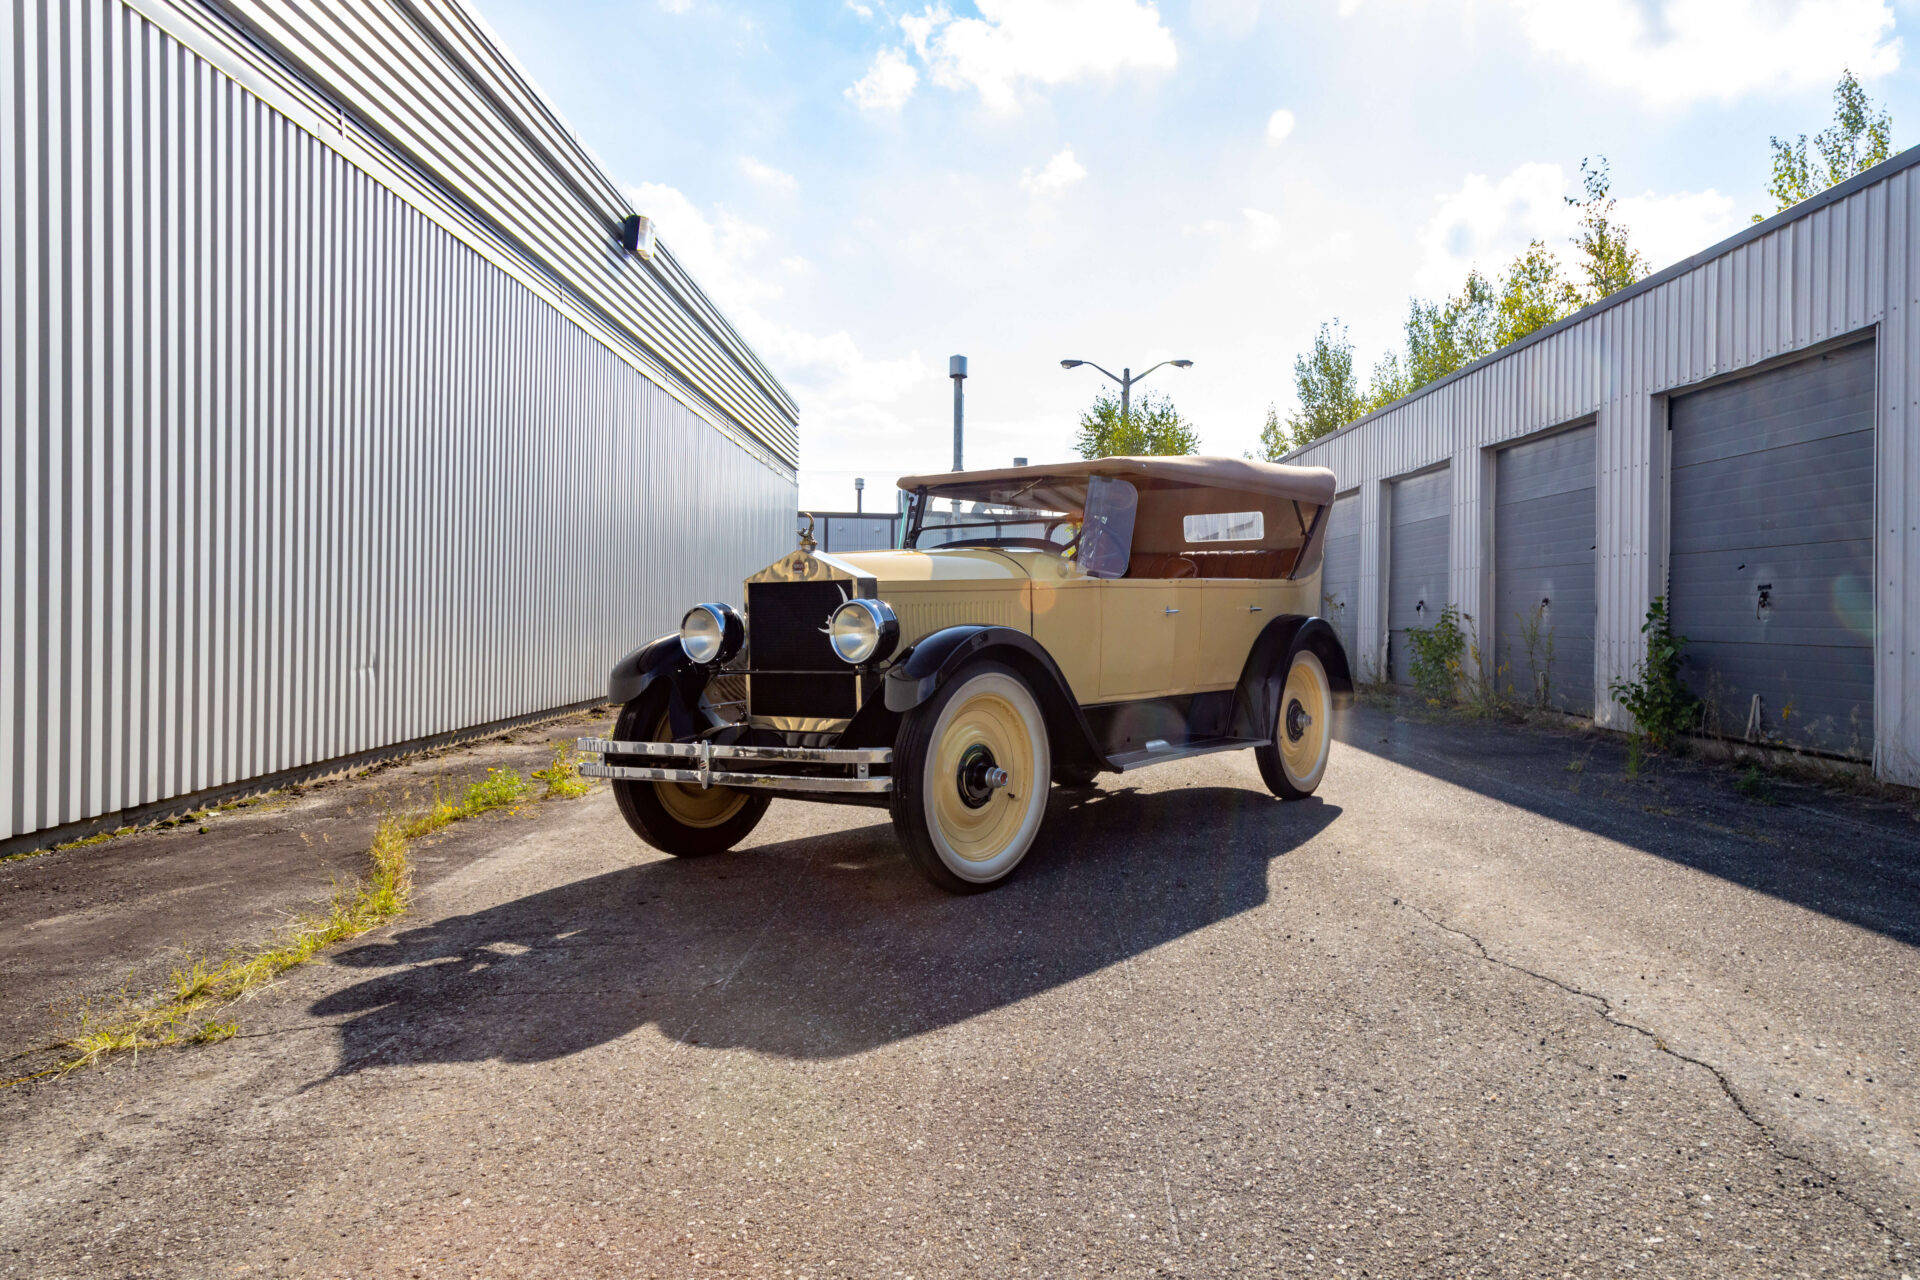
1394;894;1908;1264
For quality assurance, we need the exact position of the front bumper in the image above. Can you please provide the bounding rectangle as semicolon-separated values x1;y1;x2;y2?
576;737;893;794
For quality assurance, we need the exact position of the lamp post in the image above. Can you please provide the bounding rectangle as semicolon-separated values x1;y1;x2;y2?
1059;357;1193;425
950;355;968;471
854;476;865;513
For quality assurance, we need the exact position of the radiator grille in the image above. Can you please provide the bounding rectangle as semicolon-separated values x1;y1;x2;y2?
747;581;857;720
747;582;847;671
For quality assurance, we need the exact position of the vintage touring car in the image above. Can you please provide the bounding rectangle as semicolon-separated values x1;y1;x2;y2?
579;456;1353;892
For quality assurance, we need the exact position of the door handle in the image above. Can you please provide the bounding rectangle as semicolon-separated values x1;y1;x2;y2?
1247;605;1263;613
1164;607;1180;615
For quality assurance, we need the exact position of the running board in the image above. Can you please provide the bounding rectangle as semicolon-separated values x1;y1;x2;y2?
1104;736;1267;773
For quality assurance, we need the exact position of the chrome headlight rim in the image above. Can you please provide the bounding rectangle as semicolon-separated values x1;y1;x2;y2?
828;598;899;665
679;603;744;665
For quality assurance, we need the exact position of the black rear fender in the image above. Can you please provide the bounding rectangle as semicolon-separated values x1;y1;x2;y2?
1228;615;1354;741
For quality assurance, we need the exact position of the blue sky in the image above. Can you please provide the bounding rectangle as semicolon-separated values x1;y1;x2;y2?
466;0;1919;510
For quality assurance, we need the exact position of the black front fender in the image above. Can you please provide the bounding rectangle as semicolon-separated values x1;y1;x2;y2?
884;626;1106;777
609;634;690;705
608;634;713;739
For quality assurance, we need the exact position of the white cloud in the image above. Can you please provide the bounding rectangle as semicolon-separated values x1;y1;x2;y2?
1415;163;1743;295
1243;208;1283;251
658;0;693;11
1613;188;1742;271
1020;148;1088;194
628;182;932;476
847;47;920;111
1265;108;1295;144
900;0;1178;112
1508;0;1899;106
739;155;798;192
1414;162;1573;295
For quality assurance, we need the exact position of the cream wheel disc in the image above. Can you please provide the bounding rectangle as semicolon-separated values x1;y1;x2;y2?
1278;650;1332;792
650;711;750;829
922;670;1050;883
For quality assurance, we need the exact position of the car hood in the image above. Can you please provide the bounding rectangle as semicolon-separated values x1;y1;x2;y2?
825;546;1035;584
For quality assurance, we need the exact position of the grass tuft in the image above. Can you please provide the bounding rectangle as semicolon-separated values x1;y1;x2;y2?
34;763;572;1080
532;746;591;800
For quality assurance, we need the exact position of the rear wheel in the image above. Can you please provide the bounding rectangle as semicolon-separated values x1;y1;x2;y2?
891;662;1052;892
610;683;769;857
1255;648;1332;799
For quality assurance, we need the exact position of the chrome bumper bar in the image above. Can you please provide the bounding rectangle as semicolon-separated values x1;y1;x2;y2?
576;737;893;794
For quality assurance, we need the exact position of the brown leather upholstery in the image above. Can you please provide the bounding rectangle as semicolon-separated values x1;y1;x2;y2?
1179;548;1298;579
1125;552;1199;579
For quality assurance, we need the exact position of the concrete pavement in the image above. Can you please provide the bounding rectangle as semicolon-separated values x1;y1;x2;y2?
1;706;1915;1278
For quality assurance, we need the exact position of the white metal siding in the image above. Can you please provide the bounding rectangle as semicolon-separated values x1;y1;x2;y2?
0;0;795;840
1288;148;1920;785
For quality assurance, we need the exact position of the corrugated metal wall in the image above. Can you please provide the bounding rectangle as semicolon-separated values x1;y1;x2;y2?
1288;147;1920;785
0;0;797;840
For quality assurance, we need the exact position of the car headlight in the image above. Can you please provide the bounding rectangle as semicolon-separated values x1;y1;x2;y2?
679;603;744;665
828;598;899;665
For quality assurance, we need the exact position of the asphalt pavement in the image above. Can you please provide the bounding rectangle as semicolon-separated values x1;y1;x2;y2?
2;705;1916;1278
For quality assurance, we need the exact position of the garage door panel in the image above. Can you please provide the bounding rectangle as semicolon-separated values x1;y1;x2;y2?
1319;493;1361;657
1498;492;1598;566
1671;346;1876;464
1496;431;1594;500
1496;426;1597;715
1671;435;1874;553
1389;472;1451;687
1678;640;1874;754
1669;341;1874;757
1668;543;1874;647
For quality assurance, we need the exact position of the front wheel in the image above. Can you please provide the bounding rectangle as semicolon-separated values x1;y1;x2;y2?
1255;648;1332;799
610;683;769;857
891;662;1052;893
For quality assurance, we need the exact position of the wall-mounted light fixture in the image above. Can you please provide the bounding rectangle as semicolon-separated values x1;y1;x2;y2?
619;213;656;258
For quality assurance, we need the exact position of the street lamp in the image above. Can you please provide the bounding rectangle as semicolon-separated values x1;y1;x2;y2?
854;476;865;513
1059;357;1193;423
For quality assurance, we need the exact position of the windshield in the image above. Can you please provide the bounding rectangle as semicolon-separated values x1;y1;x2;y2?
904;493;1076;552
1077;475;1137;578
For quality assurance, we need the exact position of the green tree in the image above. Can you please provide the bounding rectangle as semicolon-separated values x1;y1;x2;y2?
1404;269;1497;389
1281;320;1365;452
1494;240;1579;347
1764;70;1896;215
1073;389;1200;459
1255;402;1289;461
1362;352;1409;414
1567;157;1644;302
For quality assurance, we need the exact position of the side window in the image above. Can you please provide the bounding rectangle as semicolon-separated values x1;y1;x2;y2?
1079;476;1138;578
1183;511;1265;543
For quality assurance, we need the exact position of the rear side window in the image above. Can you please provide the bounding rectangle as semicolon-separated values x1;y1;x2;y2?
1183;511;1264;543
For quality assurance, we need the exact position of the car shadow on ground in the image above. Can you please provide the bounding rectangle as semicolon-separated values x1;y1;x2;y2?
310;783;1339;1076
1334;702;1920;948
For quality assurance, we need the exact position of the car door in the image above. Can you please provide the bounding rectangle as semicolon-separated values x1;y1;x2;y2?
1098;578;1195;698
1195;579;1271;688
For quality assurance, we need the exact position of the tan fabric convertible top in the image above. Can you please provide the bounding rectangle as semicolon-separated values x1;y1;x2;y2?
896;455;1337;509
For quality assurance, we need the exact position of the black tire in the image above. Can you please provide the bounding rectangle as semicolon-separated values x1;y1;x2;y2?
1254;647;1333;800
1052;763;1101;788
890;661;1052;893
610;683;769;857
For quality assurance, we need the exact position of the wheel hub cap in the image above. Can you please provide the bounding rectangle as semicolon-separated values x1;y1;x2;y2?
956;743;1008;809
1285;698;1313;743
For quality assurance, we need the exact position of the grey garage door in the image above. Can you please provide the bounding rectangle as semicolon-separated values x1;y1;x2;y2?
1496;427;1597;714
1319;493;1362;659
1669;341;1875;757
1389;468;1451;686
